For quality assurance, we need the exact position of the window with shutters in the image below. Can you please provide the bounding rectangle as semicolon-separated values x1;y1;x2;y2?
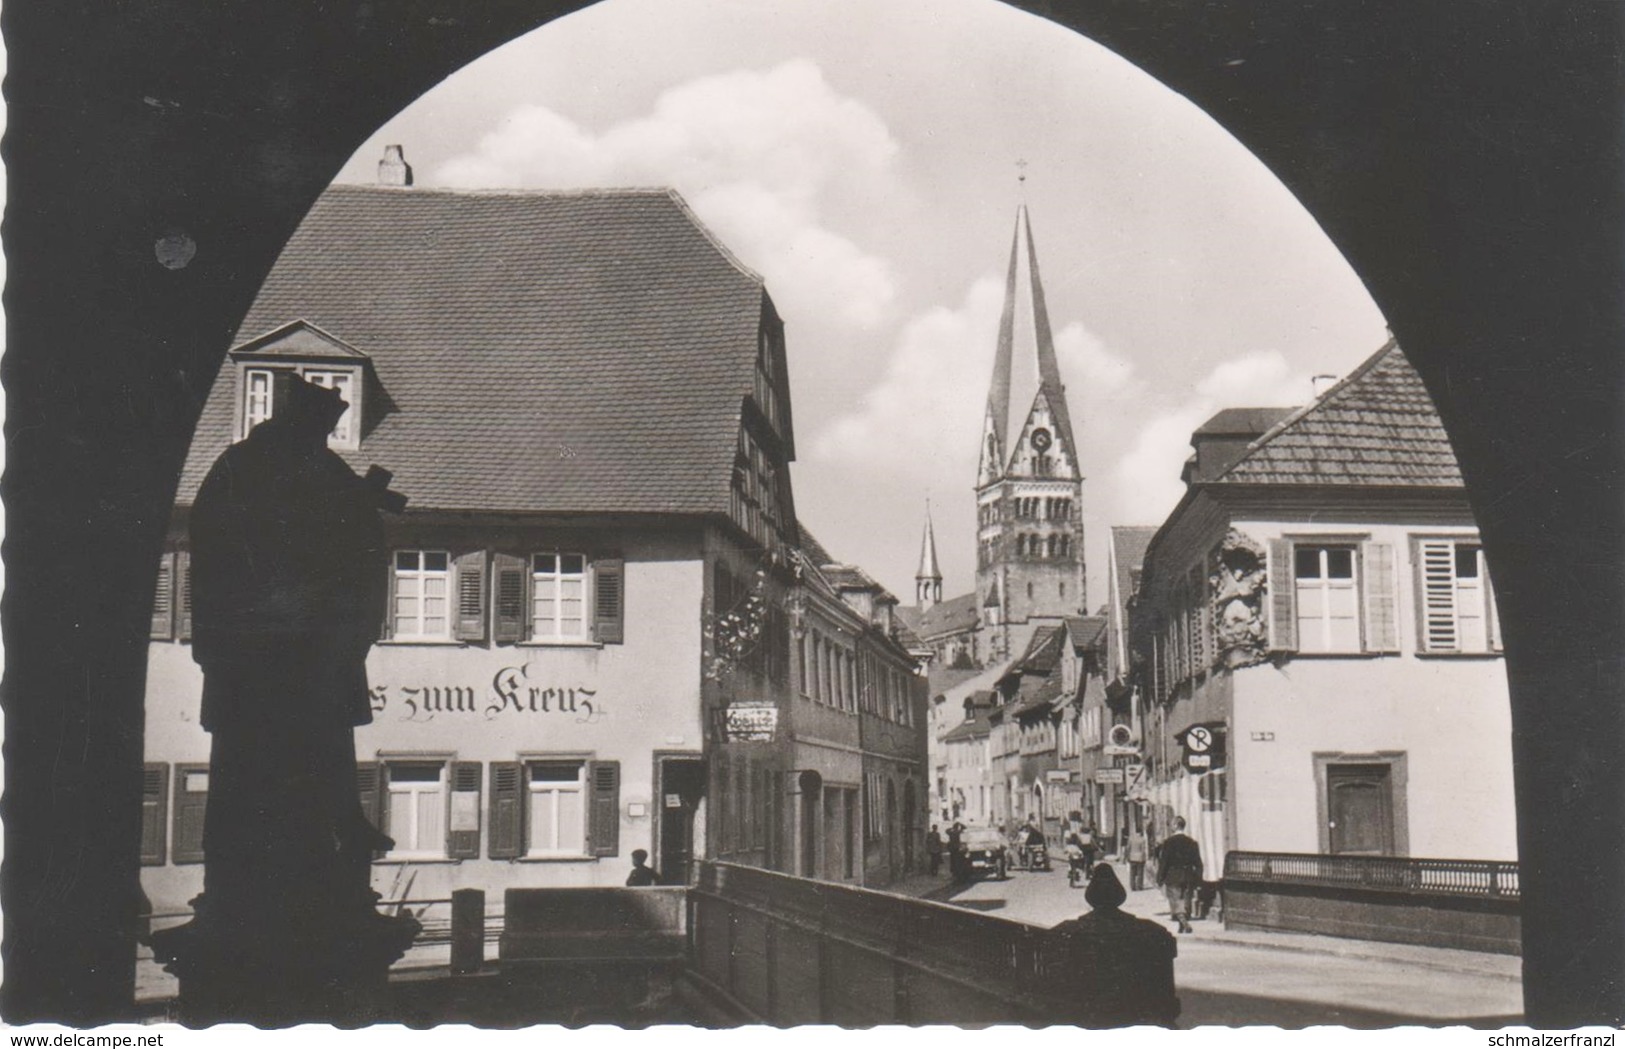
1293;545;1361;653
150;550;192;641
489;552;623;645
172;764;209;864
393;551;451;639
384;760;448;859
1416;539;1500;654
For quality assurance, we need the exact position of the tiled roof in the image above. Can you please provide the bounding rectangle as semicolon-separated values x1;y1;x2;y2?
177;185;771;514
1065;615;1107;650
1194;407;1295;437
900;592;979;640
925;666;982;697
1214;340;1463;488
796;525;839;568
1110;526;1157;613
1015;625;1063;674
942;691;997;742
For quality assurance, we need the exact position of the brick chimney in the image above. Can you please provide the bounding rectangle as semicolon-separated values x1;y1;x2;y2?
377;145;413;187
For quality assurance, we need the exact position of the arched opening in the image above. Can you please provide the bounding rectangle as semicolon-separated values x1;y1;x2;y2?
5;1;1620;1027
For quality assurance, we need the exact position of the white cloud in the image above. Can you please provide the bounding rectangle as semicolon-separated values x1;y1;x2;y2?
811;277;1136;490
434;58;899;329
1112;351;1311;524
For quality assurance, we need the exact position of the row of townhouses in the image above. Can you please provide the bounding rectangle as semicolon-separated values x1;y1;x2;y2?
915;208;1515;876
139;156;927;917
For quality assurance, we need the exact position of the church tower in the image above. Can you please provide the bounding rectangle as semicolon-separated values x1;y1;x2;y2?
974;206;1085;660
916;502;943;610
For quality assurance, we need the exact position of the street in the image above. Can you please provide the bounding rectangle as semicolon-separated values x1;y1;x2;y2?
937;862;1524;1028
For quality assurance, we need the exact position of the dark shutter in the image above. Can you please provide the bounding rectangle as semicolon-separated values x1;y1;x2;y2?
1267;539;1297;652
593;558;625;644
175;551;193;641
140;763;169;866
1361;541;1399;653
356;762;386;859
453;550;488;642
488;761;523;859
1486;561;1504;652
588;760;621;857
448;760;482;859
172;764;208;864
151;553;175;639
379;554;396;642
492;554;530;644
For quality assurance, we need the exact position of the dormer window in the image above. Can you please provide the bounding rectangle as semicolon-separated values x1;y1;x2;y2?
229;320;373;450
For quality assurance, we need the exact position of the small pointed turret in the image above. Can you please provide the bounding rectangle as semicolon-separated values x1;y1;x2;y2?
916;502;943;609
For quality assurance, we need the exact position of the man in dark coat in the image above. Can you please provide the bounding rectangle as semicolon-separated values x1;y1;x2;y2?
1155;816;1203;933
189;373;396;925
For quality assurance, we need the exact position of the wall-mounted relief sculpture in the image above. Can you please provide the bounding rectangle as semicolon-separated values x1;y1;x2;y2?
1210;529;1270;668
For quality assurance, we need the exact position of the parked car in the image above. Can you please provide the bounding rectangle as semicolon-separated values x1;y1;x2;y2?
960;826;1009;881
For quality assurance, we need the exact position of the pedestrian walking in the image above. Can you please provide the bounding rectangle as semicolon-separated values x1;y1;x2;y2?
1156;817;1203;934
1126;826;1149;891
946;821;965;881
927;824;944;876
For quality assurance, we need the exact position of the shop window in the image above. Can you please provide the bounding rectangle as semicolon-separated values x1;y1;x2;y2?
1416;539;1500;653
172;764;209;864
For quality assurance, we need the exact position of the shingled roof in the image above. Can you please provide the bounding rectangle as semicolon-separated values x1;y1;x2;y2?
899;592;980;640
176;184;773;514
1214;340;1463;488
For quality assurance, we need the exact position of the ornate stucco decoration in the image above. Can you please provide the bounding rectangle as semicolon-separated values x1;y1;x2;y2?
1210;529;1269;668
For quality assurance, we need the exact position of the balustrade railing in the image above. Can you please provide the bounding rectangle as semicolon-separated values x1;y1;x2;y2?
1225;851;1519;899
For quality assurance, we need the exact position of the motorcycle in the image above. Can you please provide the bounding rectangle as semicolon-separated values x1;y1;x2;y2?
1065;845;1091;888
1024;841;1051;872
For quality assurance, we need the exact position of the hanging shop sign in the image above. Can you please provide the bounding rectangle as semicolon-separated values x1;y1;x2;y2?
1094;768;1126;785
1103;723;1141;756
714;700;779;742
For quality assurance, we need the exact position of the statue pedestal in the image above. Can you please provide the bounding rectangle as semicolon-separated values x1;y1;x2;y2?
149;894;420;1026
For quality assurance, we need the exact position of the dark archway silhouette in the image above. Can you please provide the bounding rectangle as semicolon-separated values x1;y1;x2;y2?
4;0;1621;1026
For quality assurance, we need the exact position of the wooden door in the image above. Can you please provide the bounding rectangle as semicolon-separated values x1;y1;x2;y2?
1327;763;1394;855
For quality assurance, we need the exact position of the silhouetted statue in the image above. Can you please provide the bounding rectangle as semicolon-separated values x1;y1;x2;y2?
151;373;415;1024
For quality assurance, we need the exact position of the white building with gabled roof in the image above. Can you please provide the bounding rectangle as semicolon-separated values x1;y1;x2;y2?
1134;339;1515;876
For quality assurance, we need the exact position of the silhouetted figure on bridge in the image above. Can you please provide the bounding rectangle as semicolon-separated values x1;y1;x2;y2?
151;373;415;1024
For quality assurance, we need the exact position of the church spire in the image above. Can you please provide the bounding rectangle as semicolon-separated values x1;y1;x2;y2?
916;501;943;609
1021;207;1078;463
977;221;1021;488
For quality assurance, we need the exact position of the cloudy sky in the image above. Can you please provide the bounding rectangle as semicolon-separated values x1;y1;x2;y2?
334;0;1389;609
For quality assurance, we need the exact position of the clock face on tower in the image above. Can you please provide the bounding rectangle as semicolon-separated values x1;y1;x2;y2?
1030;428;1053;453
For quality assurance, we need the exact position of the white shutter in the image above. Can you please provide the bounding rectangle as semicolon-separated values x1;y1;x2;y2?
1361;541;1400;653
1418;540;1459;652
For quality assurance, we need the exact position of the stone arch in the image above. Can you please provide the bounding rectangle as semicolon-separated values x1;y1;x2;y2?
5;1;1620;1025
